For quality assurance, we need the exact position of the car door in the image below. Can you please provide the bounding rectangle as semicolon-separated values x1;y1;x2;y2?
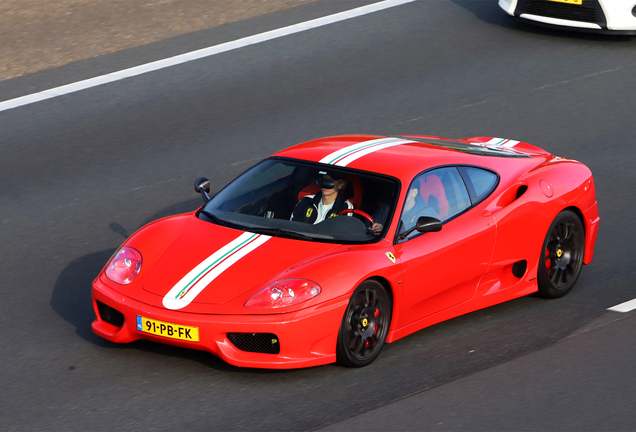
394;166;497;328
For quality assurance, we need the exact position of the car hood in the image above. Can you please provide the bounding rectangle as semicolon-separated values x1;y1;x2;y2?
142;218;341;310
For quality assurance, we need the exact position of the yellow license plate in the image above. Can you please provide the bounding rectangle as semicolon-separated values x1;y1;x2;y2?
137;316;199;342
545;0;583;5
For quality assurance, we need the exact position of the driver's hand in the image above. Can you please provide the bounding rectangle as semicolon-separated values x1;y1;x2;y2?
371;223;383;235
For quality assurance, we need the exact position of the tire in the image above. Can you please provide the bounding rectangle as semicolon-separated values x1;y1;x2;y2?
336;280;392;367
537;210;585;298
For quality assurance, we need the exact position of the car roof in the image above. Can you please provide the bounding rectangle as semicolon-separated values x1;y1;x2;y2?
273;134;546;180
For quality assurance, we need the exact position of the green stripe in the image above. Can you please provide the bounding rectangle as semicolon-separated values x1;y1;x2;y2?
325;138;396;164
175;233;258;299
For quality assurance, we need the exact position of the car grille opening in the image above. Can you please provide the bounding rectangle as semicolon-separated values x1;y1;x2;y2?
516;0;604;25
96;301;124;327
227;333;280;354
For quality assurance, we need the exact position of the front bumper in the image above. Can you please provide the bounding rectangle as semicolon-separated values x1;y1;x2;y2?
582;200;599;265
92;278;348;369
500;0;636;34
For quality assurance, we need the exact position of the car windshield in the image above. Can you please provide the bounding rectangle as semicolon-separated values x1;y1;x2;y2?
200;157;400;243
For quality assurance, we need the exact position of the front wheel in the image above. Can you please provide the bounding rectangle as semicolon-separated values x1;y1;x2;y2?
537;210;585;298
336;280;392;367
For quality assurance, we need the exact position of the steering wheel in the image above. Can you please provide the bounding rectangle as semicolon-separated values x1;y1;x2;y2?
338;208;374;224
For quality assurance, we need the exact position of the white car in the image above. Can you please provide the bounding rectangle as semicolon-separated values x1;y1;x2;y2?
499;0;636;34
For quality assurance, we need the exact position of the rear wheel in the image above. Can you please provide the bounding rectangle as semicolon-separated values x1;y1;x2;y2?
537;210;585;298
336;280;392;367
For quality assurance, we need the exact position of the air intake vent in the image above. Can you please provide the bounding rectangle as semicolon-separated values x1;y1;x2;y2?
515;185;528;199
516;0;602;24
227;333;280;354
96;301;124;327
512;260;527;278
496;183;528;208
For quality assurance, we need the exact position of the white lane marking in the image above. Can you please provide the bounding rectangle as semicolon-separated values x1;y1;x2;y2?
0;0;416;113
607;299;636;313
162;232;271;310
535;68;623;91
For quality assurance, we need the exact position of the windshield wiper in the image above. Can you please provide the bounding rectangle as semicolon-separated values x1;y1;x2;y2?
201;212;321;240
245;226;316;241
200;210;230;227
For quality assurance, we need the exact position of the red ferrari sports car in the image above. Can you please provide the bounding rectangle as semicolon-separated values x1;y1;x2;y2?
92;134;599;368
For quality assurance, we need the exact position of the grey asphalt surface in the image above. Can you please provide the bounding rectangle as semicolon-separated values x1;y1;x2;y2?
1;0;635;430
320;311;636;431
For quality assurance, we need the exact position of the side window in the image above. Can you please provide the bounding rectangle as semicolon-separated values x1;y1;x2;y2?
458;167;498;204
398;167;471;239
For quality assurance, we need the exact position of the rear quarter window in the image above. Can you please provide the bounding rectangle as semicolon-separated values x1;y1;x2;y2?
458;167;498;203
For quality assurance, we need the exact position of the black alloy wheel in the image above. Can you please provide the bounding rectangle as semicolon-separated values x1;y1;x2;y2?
537;210;585;298
336;280;392;367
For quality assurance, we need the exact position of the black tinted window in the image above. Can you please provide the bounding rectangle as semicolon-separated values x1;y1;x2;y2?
201;158;399;244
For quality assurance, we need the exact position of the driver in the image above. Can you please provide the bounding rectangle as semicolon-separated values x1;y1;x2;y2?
291;172;353;224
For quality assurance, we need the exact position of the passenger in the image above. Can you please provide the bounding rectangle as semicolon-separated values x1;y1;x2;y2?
291;172;353;224
369;184;436;236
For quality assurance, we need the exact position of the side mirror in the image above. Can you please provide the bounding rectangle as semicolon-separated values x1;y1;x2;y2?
415;216;442;233
398;216;442;240
194;177;211;203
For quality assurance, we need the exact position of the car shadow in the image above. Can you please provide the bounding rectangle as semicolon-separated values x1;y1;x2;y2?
449;0;517;28
449;0;635;41
50;247;118;346
49;197;313;374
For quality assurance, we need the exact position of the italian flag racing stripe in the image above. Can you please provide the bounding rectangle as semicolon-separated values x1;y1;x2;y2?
486;137;520;148
162;232;271;310
319;137;416;166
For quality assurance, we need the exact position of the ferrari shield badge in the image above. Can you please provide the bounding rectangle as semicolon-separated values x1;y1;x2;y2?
385;252;396;264
306;208;313;218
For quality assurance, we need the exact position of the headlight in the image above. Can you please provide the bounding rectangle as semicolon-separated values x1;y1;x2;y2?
244;279;321;309
105;247;142;284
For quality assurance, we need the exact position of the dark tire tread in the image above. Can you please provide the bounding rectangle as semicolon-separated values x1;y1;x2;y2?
537;210;585;299
336;280;392;367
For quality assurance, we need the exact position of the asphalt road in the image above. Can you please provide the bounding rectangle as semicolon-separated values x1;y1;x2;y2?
1;0;635;430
